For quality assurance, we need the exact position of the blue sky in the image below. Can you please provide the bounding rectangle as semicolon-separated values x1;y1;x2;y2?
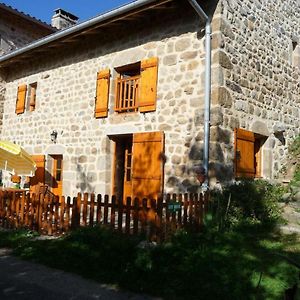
2;0;131;23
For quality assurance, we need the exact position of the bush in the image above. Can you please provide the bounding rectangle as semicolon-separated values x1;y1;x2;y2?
289;134;300;156
211;179;284;229
287;134;300;193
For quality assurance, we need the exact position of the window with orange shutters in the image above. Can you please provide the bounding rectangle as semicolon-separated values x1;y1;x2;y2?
15;82;37;114
114;57;158;114
29;155;45;195
234;128;266;178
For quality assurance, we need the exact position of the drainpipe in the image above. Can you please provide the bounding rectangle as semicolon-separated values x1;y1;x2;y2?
187;0;212;190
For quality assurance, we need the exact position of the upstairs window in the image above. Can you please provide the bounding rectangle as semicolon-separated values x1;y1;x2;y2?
15;82;37;115
28;82;37;112
94;57;158;118
115;57;158;114
115;62;140;113
292;41;300;68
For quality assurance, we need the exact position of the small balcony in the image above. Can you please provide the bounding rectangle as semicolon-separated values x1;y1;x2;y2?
115;75;140;113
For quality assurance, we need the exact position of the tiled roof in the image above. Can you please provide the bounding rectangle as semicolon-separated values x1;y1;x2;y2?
0;2;56;32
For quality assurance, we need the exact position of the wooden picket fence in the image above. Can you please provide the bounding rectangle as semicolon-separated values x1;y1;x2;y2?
0;190;209;240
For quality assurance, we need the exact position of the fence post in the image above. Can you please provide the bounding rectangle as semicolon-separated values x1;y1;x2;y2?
125;197;131;234
194;193;200;231
10;191;16;228
53;196;59;234
110;195;116;229
156;196;163;242
199;193;204;227
117;197;123;233
82;193;88;227
149;199;157;241
178;193;183;228
47;195;54;236
89;193;95;227
96;194;102;225
103;195;109;225
65;196;71;231
71;195;80;229
133;198;139;235
141;198;148;237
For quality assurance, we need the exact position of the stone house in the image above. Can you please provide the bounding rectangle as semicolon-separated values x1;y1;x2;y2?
0;2;55;135
0;3;55;56
0;0;299;199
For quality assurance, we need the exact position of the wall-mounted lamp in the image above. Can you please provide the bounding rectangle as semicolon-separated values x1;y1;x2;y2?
50;130;58;143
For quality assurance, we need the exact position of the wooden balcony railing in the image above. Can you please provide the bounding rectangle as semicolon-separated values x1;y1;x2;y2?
115;75;140;112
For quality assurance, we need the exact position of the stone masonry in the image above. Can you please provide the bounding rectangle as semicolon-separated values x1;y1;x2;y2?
1;0;300;195
1;1;215;195
212;0;300;180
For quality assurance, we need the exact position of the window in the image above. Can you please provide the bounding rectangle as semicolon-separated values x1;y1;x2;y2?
234;128;266;178
30;154;63;198
115;62;141;113
46;155;63;198
15;82;37;115
292;41;300;68
29;155;45;195
94;57;159;118
28;82;37;112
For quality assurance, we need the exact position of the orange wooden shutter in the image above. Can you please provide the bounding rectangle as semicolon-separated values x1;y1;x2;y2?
132;131;164;200
139;57;158;113
235;128;255;178
29;155;45;195
15;84;27;115
95;69;110;118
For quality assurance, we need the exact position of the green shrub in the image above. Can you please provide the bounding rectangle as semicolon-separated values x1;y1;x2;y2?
288;134;300;189
289;134;300;156
211;179;284;229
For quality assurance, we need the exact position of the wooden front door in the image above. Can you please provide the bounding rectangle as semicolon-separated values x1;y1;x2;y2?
113;131;164;202
51;155;63;198
132;132;164;201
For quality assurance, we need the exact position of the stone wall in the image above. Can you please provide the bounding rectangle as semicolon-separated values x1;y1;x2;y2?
3;0;298;193
1;2;221;196
213;0;300;180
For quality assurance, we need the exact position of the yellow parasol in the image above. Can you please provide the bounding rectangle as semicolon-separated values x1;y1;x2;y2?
0;140;36;176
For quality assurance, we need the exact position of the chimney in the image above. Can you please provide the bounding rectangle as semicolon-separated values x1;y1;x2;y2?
51;8;79;30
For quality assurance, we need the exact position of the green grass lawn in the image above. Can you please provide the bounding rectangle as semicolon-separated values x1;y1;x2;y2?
0;225;299;300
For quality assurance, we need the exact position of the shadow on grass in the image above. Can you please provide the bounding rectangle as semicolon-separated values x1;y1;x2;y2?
0;225;299;300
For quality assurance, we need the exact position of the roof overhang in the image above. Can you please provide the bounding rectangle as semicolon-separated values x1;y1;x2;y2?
0;0;175;68
0;3;55;32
